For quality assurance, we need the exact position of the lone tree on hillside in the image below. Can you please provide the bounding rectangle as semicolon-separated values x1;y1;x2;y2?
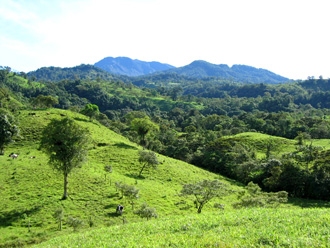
138;150;159;177
180;179;231;213
130;117;159;148
40;117;90;200
0;110;20;155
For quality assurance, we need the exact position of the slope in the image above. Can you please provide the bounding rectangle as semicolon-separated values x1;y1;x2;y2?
0;108;240;247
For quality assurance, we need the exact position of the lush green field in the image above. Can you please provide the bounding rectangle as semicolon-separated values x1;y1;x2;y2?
34;208;330;247
0;109;239;247
1;109;330;247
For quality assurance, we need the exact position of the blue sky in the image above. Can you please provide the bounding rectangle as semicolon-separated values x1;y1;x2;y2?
0;0;329;80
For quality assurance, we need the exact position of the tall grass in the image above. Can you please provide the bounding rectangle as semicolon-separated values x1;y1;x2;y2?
34;208;330;247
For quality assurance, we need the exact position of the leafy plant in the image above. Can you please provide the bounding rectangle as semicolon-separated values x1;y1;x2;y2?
67;217;84;231
134;202;158;220
53;208;64;231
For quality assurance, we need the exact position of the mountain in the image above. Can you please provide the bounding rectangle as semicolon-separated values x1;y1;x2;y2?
94;56;175;77
163;60;291;84
27;64;129;82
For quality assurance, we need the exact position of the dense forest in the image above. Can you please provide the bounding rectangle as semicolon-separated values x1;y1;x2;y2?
2;66;330;201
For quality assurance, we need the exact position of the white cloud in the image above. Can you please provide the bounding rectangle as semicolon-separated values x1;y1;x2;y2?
0;0;329;79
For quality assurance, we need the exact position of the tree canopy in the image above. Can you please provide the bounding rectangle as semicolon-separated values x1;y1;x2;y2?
180;179;231;213
0;109;19;155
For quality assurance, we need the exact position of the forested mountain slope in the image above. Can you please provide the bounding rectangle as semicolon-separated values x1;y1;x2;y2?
163;60;291;84
94;56;175;76
27;64;129;82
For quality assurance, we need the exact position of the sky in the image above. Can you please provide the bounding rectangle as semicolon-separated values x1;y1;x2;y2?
0;0;329;80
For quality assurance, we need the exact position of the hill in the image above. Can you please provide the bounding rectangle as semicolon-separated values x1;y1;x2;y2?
0;109;240;247
163;60;291;84
26;64;129;82
94;57;175;77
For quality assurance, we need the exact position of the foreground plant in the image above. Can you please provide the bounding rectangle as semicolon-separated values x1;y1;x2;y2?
135;202;158;220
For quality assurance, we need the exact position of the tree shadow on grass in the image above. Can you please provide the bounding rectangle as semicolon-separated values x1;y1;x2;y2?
125;173;145;180
106;212;122;217
113;143;138;150
0;206;41;227
73;117;90;123
104;203;120;210
287;197;330;208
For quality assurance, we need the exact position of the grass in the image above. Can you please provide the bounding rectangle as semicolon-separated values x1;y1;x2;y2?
0;109;240;247
233;132;330;159
1;109;330;247
34;208;330;247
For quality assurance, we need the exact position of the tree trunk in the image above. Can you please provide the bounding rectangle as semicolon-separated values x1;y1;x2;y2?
0;147;3;155
139;164;146;177
197;203;204;213
62;173;68;200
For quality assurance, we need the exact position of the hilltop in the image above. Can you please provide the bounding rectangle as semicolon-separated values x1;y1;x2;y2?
26;64;129;82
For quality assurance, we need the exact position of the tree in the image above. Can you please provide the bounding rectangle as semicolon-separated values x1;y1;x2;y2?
80;104;99;120
130;117;159;148
40;117;90;200
0;110;19;155
31;95;59;108
134;202;158;220
180;179;231;213
138;150;159;177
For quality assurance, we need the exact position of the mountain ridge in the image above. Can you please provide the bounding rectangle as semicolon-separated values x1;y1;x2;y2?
26;57;291;85
162;60;290;84
94;56;175;77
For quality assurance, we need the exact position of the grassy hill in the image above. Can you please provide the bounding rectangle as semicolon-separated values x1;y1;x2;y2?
232;132;330;159
2;108;330;247
0;109;240;247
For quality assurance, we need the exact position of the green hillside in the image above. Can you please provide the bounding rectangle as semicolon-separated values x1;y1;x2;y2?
0;109;240;247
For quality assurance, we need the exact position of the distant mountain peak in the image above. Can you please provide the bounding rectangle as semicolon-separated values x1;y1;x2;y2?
94;56;175;77
164;60;290;84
